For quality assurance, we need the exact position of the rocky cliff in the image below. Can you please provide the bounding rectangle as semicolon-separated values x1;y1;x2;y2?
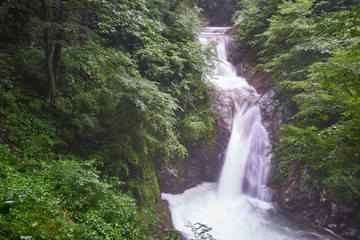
227;31;360;239
157;91;233;194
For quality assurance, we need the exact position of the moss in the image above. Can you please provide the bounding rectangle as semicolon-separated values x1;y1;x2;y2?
176;177;187;183
155;199;173;229
129;160;161;207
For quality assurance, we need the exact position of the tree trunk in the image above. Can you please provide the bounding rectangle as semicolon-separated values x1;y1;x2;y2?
41;0;56;104
53;1;67;88
41;0;68;105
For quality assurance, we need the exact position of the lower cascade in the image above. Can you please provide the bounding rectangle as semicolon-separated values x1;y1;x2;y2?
161;27;341;240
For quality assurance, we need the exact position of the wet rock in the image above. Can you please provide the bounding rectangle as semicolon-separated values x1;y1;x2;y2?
157;91;233;194
227;37;285;146
275;169;360;238
157;168;193;194
319;189;328;205
331;203;338;218
155;199;184;239
258;90;283;145
344;228;358;238
338;204;356;220
206;5;238;27
155;199;173;228
327;223;337;230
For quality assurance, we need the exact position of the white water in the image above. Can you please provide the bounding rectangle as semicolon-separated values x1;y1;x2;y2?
162;27;341;240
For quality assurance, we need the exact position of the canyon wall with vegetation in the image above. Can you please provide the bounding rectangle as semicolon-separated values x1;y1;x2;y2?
231;0;360;238
1;0;359;239
0;1;216;239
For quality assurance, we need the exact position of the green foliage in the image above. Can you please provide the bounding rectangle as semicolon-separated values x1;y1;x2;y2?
0;104;182;239
0;0;215;238
0;0;34;47
57;40;186;165
309;43;360;98
236;1;359;105
181;113;207;142
127;160;161;206
274;120;360;202
0;85;60;159
238;0;360;205
0;144;177;239
6;111;60;158
259;0;315;65
186;222;216;240
235;0;282;62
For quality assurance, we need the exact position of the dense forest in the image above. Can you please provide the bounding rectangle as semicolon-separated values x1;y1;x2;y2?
235;0;360;231
1;0;359;239
0;0;216;239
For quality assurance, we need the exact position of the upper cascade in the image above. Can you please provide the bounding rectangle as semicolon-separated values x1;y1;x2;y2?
200;27;272;201
199;27;236;78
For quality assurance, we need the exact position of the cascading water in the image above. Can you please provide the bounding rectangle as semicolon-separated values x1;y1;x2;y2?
161;27;341;240
211;27;272;202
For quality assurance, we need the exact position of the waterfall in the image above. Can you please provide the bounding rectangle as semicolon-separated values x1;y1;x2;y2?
161;27;341;240
208;27;272;202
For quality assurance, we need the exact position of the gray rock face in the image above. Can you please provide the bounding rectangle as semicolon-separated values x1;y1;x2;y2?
258;90;282;145
277;171;360;239
157;91;233;194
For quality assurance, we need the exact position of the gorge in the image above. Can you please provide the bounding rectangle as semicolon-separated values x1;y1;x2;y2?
1;1;359;239
161;27;343;240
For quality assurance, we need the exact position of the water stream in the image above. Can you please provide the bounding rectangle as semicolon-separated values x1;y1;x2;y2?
161;27;341;240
